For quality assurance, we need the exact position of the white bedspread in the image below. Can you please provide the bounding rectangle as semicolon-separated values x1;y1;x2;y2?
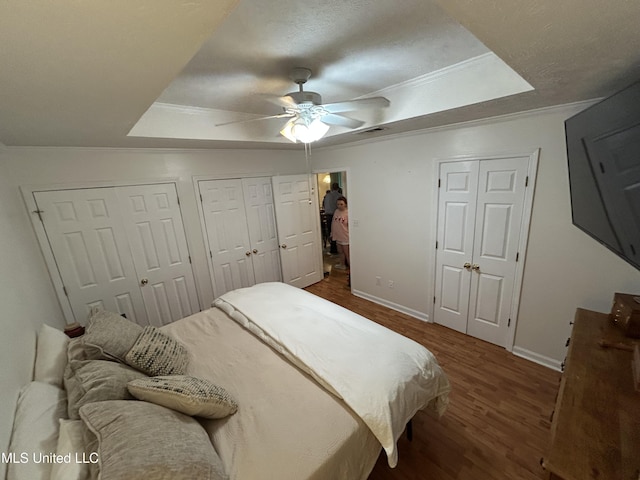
214;282;451;467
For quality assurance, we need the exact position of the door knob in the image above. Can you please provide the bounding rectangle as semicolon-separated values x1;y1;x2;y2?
245;251;251;256
463;262;471;270
281;244;287;249
252;249;258;254
472;264;480;271
140;278;149;286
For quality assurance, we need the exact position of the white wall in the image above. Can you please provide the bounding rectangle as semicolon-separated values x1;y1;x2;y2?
311;104;640;366
0;152;66;477
4;147;307;316
0;147;307;467
2;104;639;385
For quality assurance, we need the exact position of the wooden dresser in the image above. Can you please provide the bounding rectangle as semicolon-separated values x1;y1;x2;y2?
543;308;640;480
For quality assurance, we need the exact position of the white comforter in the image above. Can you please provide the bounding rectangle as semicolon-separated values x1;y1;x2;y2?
214;282;450;467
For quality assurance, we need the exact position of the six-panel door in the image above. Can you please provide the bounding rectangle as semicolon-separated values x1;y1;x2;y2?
272;175;323;289
34;184;199;326
117;184;200;326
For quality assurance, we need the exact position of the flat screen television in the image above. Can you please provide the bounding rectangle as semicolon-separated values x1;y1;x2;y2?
565;80;640;271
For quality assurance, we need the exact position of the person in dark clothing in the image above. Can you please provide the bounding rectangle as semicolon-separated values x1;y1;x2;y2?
322;183;341;254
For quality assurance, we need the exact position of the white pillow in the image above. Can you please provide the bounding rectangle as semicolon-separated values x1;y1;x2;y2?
49;419;90;480
33;324;69;387
127;375;238;419
6;381;67;480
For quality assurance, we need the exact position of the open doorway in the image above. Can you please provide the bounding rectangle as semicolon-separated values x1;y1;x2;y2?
315;171;350;286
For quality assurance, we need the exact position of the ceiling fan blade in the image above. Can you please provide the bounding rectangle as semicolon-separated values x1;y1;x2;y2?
265;95;299;109
322;96;390;114
321;114;365;129
215;112;294;127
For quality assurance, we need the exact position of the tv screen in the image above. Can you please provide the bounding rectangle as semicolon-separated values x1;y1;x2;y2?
565;80;640;271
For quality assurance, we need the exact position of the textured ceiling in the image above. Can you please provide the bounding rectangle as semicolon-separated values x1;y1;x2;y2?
1;0;639;149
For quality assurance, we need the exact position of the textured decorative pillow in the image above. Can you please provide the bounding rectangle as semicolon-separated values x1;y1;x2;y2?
124;326;189;376
50;419;90;480
79;400;228;480
82;310;142;362
127;375;238;419
63;359;147;419
7;382;68;480
33;323;69;387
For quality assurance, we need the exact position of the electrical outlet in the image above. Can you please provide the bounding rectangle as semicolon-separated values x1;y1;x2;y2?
388;280;394;288
375;276;381;286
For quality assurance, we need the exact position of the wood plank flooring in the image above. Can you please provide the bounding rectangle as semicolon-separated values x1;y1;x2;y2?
305;272;561;480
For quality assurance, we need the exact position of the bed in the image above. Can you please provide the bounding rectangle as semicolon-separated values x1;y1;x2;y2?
5;282;450;480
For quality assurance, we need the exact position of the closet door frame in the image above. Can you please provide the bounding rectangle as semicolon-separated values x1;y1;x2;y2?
428;149;539;352
21;178;198;325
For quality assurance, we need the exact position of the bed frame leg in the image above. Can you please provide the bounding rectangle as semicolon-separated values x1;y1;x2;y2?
406;419;413;441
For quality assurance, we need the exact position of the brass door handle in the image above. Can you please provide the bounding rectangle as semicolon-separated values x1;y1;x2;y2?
245;251;251;256
463;262;471;270
140;278;149;286
472;264;480;271
253;249;258;254
280;244;287;249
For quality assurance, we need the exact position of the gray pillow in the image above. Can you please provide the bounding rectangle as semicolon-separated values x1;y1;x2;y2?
63;359;147;419
124;326;189;376
82;310;143;362
127;375;238;419
79;400;228;480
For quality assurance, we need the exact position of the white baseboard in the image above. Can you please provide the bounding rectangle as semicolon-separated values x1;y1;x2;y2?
351;289;429;322
512;346;562;371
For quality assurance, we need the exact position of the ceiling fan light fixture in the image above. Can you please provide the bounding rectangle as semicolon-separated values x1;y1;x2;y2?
280;116;329;144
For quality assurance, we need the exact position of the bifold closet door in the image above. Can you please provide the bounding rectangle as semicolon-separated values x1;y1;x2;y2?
34;188;148;325
34;184;199;326
199;179;255;296
117;184;200;326
434;157;528;347
199;177;282;298
241;177;282;284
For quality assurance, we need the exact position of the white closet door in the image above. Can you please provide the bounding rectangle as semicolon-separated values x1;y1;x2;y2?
272;175;323;288
117;184;200;326
34;188;148;325
199;179;255;297
241;177;282;284
433;162;478;333
434;157;528;347
466;157;528;345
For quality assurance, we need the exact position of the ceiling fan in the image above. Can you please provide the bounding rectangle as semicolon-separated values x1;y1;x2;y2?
216;67;390;143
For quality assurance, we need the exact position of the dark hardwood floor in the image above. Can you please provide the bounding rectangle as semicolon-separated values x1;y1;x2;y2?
305;268;561;480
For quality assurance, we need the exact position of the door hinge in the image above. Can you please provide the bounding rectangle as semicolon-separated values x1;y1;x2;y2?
188;255;191;264
438;179;441;188
515;252;519;262
433;296;436;304
62;286;68;297
209;251;213;259
32;209;44;222
508;318;511;327
176;195;180;206
199;194;203;203
525;176;529;187
435;241;438;249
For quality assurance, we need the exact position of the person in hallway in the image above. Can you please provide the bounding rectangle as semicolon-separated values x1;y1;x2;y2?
323;183;341;254
331;196;350;285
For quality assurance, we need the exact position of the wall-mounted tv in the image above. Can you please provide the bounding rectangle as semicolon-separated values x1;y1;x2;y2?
565;80;640;271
